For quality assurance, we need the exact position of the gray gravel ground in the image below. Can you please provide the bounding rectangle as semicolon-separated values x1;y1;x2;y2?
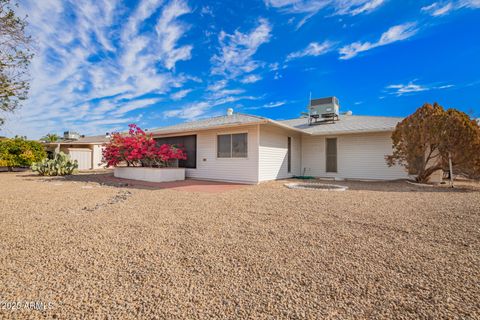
1;172;479;319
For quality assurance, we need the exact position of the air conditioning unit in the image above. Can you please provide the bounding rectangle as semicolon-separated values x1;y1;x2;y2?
308;97;340;125
63;131;80;140
310;97;339;117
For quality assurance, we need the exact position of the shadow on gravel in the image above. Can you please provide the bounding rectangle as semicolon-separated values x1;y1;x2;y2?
19;172;158;190
19;172;247;193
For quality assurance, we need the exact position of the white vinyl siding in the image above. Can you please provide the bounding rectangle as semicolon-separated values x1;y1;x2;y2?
258;125;301;182
302;132;408;180
182;125;259;184
91;145;104;169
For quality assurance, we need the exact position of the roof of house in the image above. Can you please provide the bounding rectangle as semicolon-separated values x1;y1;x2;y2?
45;134;110;145
50;113;404;144
149;113;304;135
278;115;403;135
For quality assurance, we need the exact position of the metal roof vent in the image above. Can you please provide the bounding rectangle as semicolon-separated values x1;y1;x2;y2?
227;108;234;116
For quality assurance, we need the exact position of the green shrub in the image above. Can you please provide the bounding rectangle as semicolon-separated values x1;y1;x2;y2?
0;138;46;170
31;152;78;176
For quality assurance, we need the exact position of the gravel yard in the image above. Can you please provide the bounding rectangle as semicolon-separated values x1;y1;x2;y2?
1;172;479;319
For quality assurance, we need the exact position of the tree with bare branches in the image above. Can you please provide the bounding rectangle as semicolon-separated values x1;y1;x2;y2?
0;0;32;126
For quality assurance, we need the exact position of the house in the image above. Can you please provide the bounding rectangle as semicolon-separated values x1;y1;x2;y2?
146;99;408;184
46;97;408;182
44;131;108;170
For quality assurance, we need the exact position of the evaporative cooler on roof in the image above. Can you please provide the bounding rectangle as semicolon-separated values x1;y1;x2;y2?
308;97;340;125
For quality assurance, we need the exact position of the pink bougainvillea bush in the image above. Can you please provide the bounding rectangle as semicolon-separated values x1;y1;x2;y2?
102;124;187;168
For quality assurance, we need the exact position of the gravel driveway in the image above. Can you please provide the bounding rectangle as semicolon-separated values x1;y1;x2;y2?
1;172;479;319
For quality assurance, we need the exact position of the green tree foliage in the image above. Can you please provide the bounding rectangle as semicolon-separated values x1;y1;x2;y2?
0;0;33;126
386;103;480;182
41;133;60;142
31;152;78;176
0;137;46;170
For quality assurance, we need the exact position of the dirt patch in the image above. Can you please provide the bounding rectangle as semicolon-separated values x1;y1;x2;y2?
0;172;479;319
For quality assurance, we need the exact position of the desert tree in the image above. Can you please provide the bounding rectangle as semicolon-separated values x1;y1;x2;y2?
386;103;480;183
437;108;480;182
0;0;33;126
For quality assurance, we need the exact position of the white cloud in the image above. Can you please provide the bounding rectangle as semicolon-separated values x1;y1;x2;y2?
287;41;333;60
386;82;428;96
421;0;480;16
263;101;286;108
163;102;210;119
2;0;194;138
240;74;262;83
211;18;272;78
171;89;192;100
111;98;161;116
155;0;193;69
163;93;262;120
422;2;454;16
209;89;245;99
339;22;418;59
207;80;228;92
335;0;385;15
264;0;386;27
244;100;287;110
386;81;454;96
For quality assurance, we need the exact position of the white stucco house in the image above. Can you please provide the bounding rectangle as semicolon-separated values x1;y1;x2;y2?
146;105;408;184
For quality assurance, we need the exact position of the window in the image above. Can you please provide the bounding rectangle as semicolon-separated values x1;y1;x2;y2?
287;137;292;173
326;138;337;173
155;135;197;168
217;133;248;158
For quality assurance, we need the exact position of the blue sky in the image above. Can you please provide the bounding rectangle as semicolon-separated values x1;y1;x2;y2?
1;0;479;138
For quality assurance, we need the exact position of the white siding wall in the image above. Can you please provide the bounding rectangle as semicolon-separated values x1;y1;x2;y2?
302;132;408;180
91;145;104;169
185;125;259;184
258;125;301;181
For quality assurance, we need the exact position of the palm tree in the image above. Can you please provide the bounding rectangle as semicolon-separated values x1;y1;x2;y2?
41;133;60;142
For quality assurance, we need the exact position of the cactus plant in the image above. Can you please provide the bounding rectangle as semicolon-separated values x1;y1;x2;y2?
31;152;78;176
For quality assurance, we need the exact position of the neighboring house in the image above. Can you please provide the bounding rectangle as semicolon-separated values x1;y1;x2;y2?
146;101;408;184
44;132;108;170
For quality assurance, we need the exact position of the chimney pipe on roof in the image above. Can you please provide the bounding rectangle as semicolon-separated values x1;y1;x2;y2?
227;108;234;116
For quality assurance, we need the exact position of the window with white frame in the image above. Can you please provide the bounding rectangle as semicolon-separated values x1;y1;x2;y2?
217;133;248;158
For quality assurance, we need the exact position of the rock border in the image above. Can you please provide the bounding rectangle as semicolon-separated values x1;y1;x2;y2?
284;182;348;191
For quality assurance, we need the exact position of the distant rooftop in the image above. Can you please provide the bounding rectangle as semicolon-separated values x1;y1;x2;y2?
46;134;110;144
